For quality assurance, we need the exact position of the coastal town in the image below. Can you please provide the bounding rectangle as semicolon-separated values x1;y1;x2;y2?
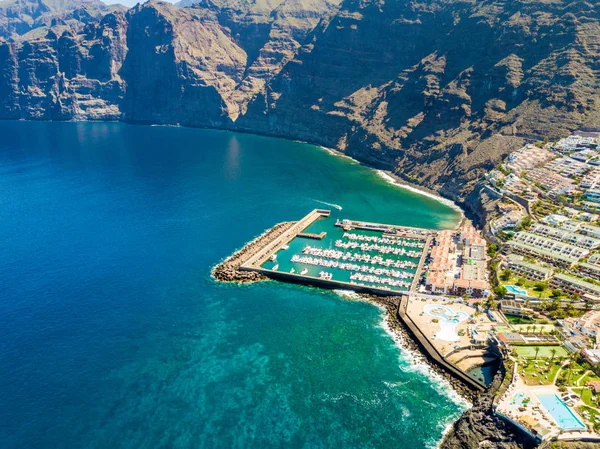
213;132;600;446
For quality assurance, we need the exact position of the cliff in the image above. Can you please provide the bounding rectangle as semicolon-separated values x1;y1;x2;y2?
1;0;600;201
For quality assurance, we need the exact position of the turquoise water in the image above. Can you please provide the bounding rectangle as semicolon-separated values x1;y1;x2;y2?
537;394;586;430
506;285;528;295
0;121;465;449
262;216;423;292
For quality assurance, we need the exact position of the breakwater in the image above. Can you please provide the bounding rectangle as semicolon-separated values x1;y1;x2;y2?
212;221;296;283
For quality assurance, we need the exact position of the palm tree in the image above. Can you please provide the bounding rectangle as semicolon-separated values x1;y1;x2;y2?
550;348;557;361
534;346;541;361
532;325;538;335
526;325;532;335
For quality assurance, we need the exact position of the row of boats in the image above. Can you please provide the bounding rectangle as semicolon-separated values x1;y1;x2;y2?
301;245;417;268
334;240;422;258
342;232;424;248
349;272;411;289
290;255;414;279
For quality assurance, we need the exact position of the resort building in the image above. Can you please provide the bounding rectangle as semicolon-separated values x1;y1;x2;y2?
507;240;579;268
558;220;583;233
505;254;552;281
571;149;599;162
550;273;600;298
578;212;599;222
504;144;555;175
493;204;525;231
424;226;489;297
579;168;600;189
528;223;600;249
545;157;590;178
510;232;589;264
426;230;456;294
579;222;600;239
583;349;600;366
524;168;575;195
576;262;600;281
555;134;598;153
589;253;600;265
583;188;600;204
561;311;600;339
541;214;569;227
500;300;534;318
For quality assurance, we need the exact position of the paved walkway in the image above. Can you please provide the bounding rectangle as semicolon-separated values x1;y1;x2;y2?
552;359;571;385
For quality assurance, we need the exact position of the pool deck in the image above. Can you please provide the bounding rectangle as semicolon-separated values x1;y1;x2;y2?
495;366;600;441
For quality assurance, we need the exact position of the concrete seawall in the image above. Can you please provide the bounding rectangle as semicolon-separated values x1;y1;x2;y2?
397;295;486;391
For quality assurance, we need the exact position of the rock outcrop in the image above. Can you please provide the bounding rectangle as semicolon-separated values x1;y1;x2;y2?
1;0;600;201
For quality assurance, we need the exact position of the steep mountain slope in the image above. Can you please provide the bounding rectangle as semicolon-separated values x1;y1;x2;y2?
0;0;124;39
1;0;599;201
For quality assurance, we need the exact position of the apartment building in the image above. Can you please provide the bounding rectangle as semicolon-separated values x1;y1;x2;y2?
550;273;600;297
529;223;600;249
576;262;600;281
505;254;552;281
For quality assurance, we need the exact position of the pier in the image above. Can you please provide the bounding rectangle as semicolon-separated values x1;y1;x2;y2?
297;232;327;240
240;209;330;271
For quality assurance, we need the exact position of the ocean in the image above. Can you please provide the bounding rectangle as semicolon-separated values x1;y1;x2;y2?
0;121;466;449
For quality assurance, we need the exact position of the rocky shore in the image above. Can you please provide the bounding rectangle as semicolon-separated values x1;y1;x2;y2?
359;293;544;449
211;222;569;449
211;221;295;283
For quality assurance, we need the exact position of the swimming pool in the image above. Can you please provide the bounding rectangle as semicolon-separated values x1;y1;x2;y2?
536;394;586;431
510;391;529;407
506;285;527;295
424;304;468;342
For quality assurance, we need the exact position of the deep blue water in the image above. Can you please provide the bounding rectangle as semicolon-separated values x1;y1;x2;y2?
0;121;465;449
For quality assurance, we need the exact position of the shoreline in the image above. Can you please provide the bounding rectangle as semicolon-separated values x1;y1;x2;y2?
318;145;465;223
7;118;467;226
332;291;478;449
11;118;521;447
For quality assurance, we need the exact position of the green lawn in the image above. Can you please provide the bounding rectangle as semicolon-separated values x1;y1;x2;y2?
514;345;568;359
556;362;589;386
505;314;535;324
577;405;600;432
572;387;599;408
579;372;600;386
499;274;553;299
519;361;561;385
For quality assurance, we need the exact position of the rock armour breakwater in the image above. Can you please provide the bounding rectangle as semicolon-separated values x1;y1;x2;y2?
212;221;295;283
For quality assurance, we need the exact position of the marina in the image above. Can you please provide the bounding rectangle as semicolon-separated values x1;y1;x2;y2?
240;209;433;296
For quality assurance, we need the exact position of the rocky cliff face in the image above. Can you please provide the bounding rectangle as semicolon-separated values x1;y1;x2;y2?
1;0;600;201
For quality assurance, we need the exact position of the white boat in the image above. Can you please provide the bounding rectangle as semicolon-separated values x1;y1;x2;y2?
301;268;308;275
272;264;279;271
290;268;295;273
270;254;277;261
281;244;289;250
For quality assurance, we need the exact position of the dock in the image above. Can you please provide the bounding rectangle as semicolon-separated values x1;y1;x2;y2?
297;232;327;240
335;219;435;239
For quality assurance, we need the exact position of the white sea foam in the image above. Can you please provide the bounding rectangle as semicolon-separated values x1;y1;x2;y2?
376;170;464;218
319;146;359;163
313;199;343;210
378;310;471;410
